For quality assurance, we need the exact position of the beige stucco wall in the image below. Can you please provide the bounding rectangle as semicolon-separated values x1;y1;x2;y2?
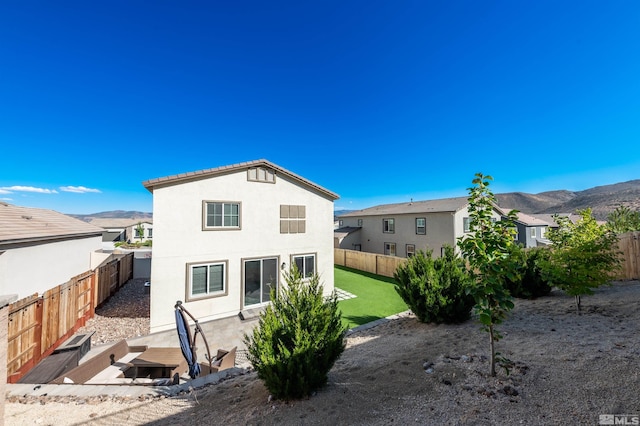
0;236;102;299
338;207;502;258
149;170;336;333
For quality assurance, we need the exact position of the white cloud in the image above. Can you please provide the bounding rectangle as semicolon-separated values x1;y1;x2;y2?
59;186;102;194
1;197;12;201
0;186;58;194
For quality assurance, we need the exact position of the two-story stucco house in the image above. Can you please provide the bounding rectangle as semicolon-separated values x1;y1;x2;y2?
142;159;339;333
0;202;104;299
335;196;504;258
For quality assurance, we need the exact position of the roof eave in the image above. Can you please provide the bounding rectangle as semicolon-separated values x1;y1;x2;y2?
142;159;339;201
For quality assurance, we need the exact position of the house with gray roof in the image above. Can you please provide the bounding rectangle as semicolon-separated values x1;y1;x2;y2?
508;212;552;247
0;202;103;298
142;159;339;334
336;196;504;258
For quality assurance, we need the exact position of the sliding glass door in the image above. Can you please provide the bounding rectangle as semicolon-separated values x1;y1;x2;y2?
244;257;278;307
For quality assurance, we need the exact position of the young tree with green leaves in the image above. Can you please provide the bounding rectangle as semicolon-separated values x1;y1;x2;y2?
135;222;145;242
244;267;347;400
457;173;520;377
540;209;622;313
606;205;640;234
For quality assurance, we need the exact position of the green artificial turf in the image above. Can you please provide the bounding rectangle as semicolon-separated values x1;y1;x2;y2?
334;265;408;329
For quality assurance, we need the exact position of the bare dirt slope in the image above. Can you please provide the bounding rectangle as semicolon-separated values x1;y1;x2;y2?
6;281;640;426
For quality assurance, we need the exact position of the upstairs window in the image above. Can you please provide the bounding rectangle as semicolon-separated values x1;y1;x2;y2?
147;228;153;238
204;201;240;229
416;218;426;235
383;218;395;233
357;219;363;226
530;227;537;238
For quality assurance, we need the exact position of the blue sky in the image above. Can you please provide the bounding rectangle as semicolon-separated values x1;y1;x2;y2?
1;1;639;214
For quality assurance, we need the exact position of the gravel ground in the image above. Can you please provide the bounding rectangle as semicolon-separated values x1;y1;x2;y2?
6;280;640;425
76;278;150;345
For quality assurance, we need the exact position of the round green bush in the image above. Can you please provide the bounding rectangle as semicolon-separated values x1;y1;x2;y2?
394;246;474;324
505;246;552;299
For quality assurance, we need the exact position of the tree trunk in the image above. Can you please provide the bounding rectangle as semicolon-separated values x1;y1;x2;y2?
575;295;581;314
489;324;496;377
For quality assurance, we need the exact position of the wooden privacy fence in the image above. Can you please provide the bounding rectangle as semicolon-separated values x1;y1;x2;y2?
617;231;640;280
6;253;133;382
334;248;406;278
336;231;640;281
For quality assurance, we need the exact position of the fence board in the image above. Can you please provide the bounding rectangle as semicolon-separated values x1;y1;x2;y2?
7;295;41;377
335;248;405;278
617;231;640;280
6;252;134;382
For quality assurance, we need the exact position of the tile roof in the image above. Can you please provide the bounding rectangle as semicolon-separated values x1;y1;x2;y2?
142;159;339;200
528;213;579;227
337;196;471;217
514;212;551;226
0;203;103;246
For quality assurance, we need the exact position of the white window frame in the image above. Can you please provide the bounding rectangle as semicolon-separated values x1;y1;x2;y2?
383;218;395;233
531;227;536;238
406;244;415;257
203;201;241;230
357;219;363;227
186;260;228;301
416;218;426;235
463;217;471;233
384;242;396;256
292;253;316;279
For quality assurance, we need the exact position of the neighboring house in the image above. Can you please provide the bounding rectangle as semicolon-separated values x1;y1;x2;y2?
88;218;153;249
142;159;339;333
336;196;504;258
0;202;104;299
509;211;551;247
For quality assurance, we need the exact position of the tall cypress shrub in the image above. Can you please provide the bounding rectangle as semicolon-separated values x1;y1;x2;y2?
244;268;347;400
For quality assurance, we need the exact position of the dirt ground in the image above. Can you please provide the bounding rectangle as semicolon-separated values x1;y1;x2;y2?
6;280;640;425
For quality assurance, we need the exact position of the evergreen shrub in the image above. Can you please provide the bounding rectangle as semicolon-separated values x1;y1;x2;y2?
244;268;347;400
394;245;474;324
505;246;552;299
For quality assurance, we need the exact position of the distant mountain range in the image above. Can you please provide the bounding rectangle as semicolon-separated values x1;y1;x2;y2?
71;210;153;222
73;180;640;223
495;179;640;220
